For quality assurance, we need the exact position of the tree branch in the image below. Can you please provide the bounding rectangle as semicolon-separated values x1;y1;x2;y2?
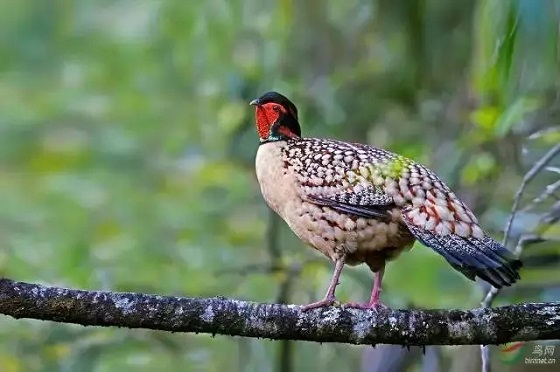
0;278;559;345
480;143;560;371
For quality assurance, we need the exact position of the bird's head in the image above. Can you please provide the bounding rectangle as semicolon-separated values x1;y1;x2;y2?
250;91;301;143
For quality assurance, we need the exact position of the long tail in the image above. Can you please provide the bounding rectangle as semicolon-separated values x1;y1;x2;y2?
404;223;522;288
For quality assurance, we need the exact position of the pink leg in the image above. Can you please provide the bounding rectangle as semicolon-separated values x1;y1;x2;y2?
368;267;385;307
346;266;386;309
301;258;345;311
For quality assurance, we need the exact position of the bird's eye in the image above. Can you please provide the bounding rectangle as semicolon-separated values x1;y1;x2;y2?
273;105;280;112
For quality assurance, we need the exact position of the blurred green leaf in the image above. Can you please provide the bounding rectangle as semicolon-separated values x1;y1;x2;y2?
461;152;497;186
495;97;541;136
0;0;558;370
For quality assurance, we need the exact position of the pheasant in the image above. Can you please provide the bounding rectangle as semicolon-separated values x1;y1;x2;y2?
250;91;522;310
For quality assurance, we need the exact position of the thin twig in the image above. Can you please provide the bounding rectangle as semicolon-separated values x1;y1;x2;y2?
482;144;560;309
502;143;560;248
521;178;560;212
216;263;285;276
215;258;323;278
480;143;560;372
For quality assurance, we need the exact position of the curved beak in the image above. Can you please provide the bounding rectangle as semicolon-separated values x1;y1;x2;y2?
249;98;260;106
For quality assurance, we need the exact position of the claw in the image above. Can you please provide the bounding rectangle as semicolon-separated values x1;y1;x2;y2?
301;297;337;311
343;267;387;310
302;258;345;311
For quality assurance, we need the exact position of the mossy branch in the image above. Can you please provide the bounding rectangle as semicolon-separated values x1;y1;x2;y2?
0;278;558;345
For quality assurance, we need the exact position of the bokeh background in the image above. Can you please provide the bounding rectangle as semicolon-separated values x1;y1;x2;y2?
1;0;559;371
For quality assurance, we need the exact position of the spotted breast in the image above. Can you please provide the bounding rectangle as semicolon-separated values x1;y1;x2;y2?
256;139;415;271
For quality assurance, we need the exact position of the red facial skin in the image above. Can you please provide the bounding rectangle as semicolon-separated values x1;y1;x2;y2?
255;102;283;139
255;103;298;140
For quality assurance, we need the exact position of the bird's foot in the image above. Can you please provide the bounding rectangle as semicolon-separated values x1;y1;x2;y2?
301;297;337;311
344;300;387;310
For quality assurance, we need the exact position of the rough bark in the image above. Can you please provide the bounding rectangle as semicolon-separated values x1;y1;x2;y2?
0;278;558;346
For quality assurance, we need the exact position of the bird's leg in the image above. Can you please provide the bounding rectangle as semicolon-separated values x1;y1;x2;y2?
346;266;386;309
301;257;345;311
368;267;385;307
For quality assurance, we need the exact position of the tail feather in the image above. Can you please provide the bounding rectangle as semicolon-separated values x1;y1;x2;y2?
468;236;521;278
405;223;522;288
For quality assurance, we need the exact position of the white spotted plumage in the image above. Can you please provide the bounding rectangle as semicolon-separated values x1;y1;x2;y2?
256;136;521;288
252;91;521;301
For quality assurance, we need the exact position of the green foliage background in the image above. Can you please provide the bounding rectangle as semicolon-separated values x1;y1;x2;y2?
0;1;559;371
